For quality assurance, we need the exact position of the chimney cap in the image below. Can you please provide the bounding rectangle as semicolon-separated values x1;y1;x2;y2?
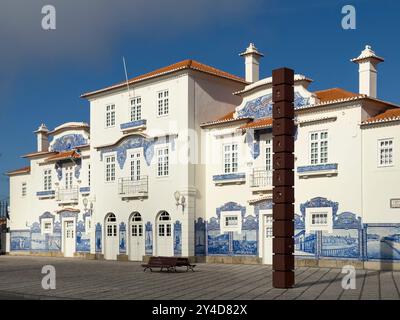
239;43;264;57
34;123;49;134
351;45;384;64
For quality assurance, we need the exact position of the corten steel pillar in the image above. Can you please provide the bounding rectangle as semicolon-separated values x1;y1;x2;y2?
272;67;295;289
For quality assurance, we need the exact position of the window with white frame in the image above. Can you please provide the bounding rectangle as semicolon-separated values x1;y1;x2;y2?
21;182;27;197
223;143;238;174
105;104;116;127
157;90;169;116
310;131;328;164
157;148;169;177
378;138;394;167
43;169;52;191
130;152;141;180
85;216;91;232
311;213;328;225
306;207;332;233
41;219;53;235
105;155;116;182
225;215;238;227
88;164;91;186
265;139;272;171
130;96;142;121
65;166;73;189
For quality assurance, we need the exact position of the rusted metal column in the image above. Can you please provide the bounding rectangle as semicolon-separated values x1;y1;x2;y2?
272;68;295;288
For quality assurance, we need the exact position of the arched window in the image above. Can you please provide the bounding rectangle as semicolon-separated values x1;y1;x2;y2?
158;211;170;221
130;212;142;237
157;211;171;237
131;212;142;222
105;213;117;236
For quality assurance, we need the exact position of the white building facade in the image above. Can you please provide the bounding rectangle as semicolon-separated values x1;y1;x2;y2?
6;45;400;269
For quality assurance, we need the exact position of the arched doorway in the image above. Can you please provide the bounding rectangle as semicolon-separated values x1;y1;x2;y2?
104;213;118;260
156;211;173;256
129;212;144;261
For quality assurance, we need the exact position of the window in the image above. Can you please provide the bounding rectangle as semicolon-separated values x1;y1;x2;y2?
225;216;238;227
310;131;328;164
378;139;394;167
157;148;169;177
223;143;238;174
265;227;273;238
43;169;52;191
132;224;143;237
265;139;272;171
130;97;142;121
157;90;169;116
105;155;116;182
85;216;91;232
21;182;27;197
106;213;117;236
65;167;73;189
311;213;328;226
131;212;142;222
88;164;91;186
105;104;116;127
41;219;53;235
158;211;171;237
130;152;141;180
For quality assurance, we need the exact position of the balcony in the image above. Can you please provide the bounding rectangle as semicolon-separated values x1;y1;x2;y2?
118;176;148;198
213;173;246;186
56;186;79;204
120;119;147;133
250;168;272;192
297;163;338;178
36;190;55;199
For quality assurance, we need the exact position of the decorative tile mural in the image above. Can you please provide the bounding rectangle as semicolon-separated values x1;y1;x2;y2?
95;223;102;253
236;92;310;120
51;134;88;152
195;218;206;255
145;222;153;255
119;222;127;254
207;202;258;256
365;224;400;260
173;221;182;256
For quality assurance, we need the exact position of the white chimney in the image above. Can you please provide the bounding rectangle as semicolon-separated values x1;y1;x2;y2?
34;123;49;152
351;45;384;98
239;43;264;83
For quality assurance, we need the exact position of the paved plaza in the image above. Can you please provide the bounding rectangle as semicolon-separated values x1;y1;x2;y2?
0;256;399;300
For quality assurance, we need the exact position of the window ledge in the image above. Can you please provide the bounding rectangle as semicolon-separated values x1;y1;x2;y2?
79;187;90;195
297;163;338;178
36;190;55;199
213;173;246;185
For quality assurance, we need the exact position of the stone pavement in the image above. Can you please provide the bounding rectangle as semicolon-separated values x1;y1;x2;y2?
0;256;399;300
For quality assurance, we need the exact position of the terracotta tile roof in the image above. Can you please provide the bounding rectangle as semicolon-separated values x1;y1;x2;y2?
239;117;272;130
314;88;359;103
362;108;400;125
22;150;57;158
6;166;31;176
45;151;81;162
81;59;246;98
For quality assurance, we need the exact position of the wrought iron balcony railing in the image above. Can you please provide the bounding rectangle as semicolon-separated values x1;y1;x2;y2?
56;186;79;203
118;176;148;198
250;168;272;189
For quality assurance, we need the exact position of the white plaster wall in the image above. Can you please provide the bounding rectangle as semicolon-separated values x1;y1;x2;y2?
362;122;400;223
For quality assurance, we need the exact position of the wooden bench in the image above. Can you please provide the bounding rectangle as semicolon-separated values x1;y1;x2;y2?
142;256;178;272
176;257;196;272
142;256;196;272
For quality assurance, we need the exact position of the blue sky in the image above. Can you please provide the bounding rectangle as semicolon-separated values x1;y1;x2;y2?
1;0;399;199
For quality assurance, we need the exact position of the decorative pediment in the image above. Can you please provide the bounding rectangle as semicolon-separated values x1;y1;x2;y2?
333;212;361;229
50;134;88;152
216;202;246;220
235;92;310;120
300;197;339;218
